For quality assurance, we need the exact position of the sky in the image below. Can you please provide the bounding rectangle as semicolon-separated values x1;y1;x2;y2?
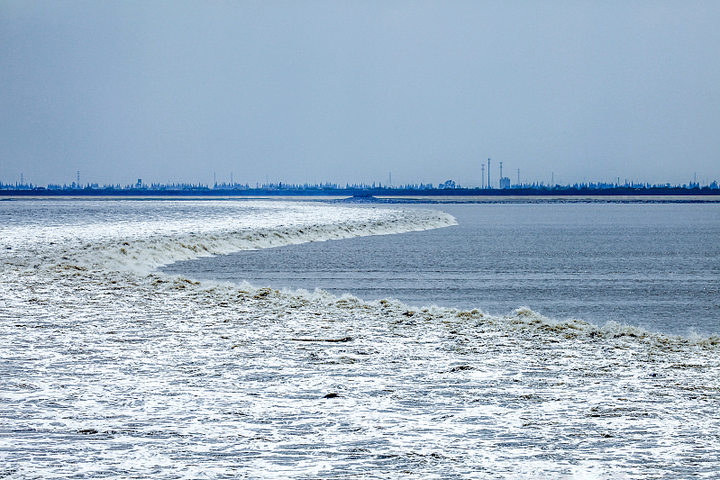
1;1;719;188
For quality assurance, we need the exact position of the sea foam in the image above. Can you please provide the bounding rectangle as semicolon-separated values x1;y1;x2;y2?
1;199;718;479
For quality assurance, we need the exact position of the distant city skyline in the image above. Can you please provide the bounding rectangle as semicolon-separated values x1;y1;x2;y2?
4;170;718;190
3;173;716;192
2;2;719;188
4;164;717;191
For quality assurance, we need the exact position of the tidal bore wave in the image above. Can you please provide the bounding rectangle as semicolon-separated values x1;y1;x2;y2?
1;200;718;478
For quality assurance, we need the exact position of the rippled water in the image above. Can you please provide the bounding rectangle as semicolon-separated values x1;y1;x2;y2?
1;198;719;479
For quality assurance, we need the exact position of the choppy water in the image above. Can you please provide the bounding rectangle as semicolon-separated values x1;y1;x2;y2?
165;203;720;337
1;198;719;479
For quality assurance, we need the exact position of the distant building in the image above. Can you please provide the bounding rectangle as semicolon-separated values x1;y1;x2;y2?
499;177;511;189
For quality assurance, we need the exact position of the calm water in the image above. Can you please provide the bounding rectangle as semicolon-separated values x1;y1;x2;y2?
164;203;720;336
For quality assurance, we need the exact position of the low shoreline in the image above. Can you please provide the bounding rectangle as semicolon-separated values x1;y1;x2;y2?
2;193;720;203
2;185;720;200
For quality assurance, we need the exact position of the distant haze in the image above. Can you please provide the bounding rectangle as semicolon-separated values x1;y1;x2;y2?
2;1;719;187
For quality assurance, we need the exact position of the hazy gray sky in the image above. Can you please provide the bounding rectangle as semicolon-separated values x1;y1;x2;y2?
2;1;719;187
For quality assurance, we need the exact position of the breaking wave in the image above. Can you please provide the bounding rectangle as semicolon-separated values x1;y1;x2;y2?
2;199;719;478
24;200;715;349
73;207;457;272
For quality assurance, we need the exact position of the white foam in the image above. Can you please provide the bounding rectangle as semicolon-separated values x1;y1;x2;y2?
79;205;457;273
2;199;718;478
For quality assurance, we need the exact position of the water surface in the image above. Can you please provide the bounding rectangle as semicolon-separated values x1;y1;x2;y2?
164;203;720;336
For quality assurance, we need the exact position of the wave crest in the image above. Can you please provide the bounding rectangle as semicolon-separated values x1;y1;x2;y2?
77;208;457;273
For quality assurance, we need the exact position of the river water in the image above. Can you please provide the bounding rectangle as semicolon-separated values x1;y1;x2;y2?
2;198;719;479
165;202;720;337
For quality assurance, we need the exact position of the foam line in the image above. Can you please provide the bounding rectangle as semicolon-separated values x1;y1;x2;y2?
79;208;458;273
